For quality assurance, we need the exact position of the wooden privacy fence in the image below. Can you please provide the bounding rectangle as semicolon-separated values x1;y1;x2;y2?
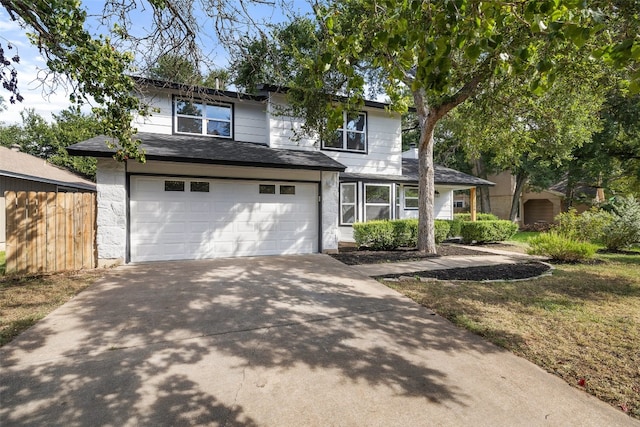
4;191;96;275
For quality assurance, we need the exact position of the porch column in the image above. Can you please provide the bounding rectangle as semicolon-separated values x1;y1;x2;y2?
470;187;477;221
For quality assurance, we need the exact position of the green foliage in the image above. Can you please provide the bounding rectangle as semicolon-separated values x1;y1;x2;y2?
147;53;230;89
446;218;463;237
353;221;396;250
0;108;99;179
354;218;451;250
434;220;451;244
460;221;518;244
390;219;418;248
601;196;640;251
553;208;614;244
527;232;598;262
454;213;499;221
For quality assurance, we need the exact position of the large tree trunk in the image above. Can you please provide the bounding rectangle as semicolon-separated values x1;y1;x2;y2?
472;157;492;213
509;171;527;222
414;89;437;254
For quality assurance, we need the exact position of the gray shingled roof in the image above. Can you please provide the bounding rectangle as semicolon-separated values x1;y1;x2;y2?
340;159;494;186
67;133;346;172
0;146;96;191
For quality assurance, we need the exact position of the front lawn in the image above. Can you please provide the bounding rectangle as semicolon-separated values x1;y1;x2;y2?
0;270;104;346
384;252;640;419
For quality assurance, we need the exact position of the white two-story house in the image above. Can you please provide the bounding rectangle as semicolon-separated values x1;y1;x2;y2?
68;78;493;265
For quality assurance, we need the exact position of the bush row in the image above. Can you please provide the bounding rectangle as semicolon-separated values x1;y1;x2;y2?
353;217;517;250
526;196;640;261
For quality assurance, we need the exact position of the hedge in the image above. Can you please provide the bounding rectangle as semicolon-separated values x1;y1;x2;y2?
353;219;451;250
460;220;518;243
454;213;499;221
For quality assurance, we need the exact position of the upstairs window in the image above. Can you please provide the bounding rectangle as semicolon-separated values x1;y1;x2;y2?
174;98;232;138
322;112;367;153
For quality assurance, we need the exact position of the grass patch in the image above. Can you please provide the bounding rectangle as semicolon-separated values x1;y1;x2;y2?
0;270;104;346
0;251;5;275
384;252;640;419
507;231;539;245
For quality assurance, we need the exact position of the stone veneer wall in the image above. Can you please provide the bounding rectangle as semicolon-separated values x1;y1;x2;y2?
321;171;340;253
96;159;127;266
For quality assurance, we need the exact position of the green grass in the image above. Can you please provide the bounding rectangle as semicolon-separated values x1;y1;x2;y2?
0;251;5;275
384;250;640;419
507;231;540;244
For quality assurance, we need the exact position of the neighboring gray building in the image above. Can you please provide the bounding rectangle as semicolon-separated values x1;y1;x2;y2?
0;145;96;250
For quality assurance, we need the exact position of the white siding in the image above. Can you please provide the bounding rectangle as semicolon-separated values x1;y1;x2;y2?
267;94;402;175
132;88;268;144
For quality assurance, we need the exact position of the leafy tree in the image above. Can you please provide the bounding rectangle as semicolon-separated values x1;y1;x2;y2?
565;89;640;201
446;62;609;220
0;0;283;160
0;107;100;179
293;1;621;253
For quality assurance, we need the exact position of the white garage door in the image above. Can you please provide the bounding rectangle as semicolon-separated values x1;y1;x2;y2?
130;176;319;262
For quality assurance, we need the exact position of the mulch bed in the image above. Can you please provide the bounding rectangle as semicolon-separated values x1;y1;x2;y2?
330;244;487;266
331;243;551;281
377;262;551;281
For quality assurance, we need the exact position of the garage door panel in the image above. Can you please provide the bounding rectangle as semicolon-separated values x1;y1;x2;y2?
130;177;318;261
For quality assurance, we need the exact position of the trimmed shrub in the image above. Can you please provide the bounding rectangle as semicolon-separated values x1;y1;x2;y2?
353;221;395;250
460;220;518;243
391;219;418;247
454;213;499;221
434;220;451;244
601;196;640;250
553;207;614;243
527;231;598;262
353;218;450;249
446;218;463;238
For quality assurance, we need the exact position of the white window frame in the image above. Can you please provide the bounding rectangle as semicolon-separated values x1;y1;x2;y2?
364;183;392;222
174;97;233;138
453;200;465;208
322;111;367;153
404;186;419;210
340;182;357;225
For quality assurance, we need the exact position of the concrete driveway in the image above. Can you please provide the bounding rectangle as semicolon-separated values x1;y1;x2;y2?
1;255;636;426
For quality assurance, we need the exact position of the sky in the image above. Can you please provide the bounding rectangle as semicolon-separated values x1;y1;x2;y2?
0;1;312;125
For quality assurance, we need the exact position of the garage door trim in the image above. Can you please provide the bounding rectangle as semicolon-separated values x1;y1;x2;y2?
126;173;322;262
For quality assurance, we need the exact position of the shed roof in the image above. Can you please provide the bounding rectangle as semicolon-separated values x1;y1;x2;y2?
0;146;96;191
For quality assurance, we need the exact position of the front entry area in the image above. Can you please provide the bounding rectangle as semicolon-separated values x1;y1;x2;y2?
129;176;319;262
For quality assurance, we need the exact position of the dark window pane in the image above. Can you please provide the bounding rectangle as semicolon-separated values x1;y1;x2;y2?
346;114;365;132
366;205;390;221
190;181;210;192
365;186;390;203
324;130;343;149
206;104;231;120
280;185;295;195
206;120;231;137
341;184;355;203
177;117;202;134
405;199;419;208
259;184;276;194
165;181;185;191
405;187;418;198
176;100;203;116
341;205;355;224
346;132;365;151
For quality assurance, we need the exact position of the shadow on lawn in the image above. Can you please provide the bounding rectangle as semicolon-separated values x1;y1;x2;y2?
0;255;501;425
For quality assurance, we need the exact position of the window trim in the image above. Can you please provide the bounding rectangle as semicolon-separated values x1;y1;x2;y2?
321;111;367;154
364;183;392;222
404;186;419;210
339;182;358;225
173;96;234;139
